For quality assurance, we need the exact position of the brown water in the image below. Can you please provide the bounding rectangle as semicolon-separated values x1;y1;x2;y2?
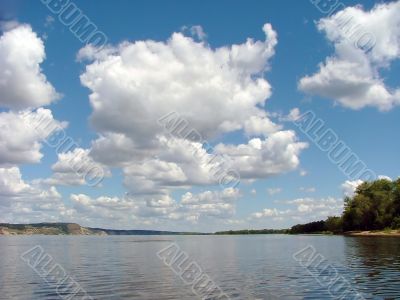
0;235;399;299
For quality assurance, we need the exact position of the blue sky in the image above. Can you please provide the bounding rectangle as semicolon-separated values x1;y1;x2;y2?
0;0;399;231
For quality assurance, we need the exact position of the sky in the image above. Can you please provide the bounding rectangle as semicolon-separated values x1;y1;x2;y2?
0;0;399;232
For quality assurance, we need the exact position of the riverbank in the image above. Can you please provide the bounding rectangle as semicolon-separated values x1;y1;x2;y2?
0;223;207;236
344;230;400;237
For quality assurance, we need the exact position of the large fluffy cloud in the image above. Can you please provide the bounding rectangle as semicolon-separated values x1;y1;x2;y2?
0;24;66;167
0;108;65;166
78;23;277;142
78;24;306;195
299;1;400;111
0;23;60;110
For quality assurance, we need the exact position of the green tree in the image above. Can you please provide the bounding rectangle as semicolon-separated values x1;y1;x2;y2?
343;179;398;231
325;216;342;233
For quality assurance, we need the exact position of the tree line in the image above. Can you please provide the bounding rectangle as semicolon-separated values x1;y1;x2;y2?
215;229;289;235
290;178;400;234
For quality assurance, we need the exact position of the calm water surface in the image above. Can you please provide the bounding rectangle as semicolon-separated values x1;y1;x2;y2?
0;235;399;299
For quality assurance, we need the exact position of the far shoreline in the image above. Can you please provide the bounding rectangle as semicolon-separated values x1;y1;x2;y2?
1;232;400;237
1;223;400;237
343;230;400;237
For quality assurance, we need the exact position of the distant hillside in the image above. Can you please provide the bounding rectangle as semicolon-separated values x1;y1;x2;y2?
215;229;289;235
0;223;206;236
0;223;105;235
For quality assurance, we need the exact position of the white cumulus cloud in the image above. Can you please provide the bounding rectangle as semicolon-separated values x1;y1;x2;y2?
77;24;306;195
214;131;307;179
0;108;66;166
299;1;400;111
0;166;70;223
41;148;111;186
0;23;60;110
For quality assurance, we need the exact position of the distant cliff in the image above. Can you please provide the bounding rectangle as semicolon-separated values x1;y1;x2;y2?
0;223;107;235
0;223;205;235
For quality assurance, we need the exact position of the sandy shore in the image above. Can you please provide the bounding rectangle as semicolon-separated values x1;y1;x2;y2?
345;230;400;237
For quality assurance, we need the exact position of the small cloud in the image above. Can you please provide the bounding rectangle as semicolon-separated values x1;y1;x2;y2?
44;15;55;28
342;176;392;198
181;25;207;41
378;175;392;181
251;208;291;220
267;187;282;196
299;170;307;177
341;180;363;197
299;187;316;193
280;108;301;122
250;188;257;196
